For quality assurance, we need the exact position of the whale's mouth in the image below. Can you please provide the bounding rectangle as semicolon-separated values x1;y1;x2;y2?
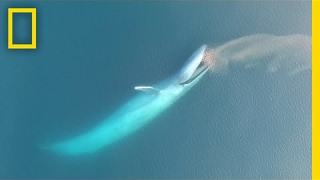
179;61;209;85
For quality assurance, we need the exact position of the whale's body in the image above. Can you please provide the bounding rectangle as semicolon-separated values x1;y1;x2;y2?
46;45;209;155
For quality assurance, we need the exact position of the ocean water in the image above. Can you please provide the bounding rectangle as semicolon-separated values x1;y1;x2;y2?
0;1;311;179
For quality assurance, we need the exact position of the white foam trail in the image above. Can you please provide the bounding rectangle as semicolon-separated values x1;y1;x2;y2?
206;34;311;75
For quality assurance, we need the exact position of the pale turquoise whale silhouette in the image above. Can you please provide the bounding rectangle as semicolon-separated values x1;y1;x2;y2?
45;45;209;156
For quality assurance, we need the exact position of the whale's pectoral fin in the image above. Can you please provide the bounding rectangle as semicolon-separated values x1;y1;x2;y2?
134;86;160;94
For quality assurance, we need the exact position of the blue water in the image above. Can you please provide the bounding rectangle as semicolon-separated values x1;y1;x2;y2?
0;1;311;179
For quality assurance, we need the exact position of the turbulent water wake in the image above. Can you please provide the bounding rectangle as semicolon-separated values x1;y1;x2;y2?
204;34;311;76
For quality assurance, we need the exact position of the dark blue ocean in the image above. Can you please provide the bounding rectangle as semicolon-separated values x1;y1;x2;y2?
0;1;311;179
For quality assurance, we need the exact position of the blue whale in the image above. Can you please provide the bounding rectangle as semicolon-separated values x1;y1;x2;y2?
45;45;209;155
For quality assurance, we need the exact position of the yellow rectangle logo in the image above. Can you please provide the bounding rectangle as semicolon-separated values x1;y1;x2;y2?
8;8;36;49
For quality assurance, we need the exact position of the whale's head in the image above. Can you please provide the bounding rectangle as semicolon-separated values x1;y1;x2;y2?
136;45;209;94
177;45;209;88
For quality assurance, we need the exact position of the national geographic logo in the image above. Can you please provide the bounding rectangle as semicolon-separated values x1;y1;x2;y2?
8;8;36;49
